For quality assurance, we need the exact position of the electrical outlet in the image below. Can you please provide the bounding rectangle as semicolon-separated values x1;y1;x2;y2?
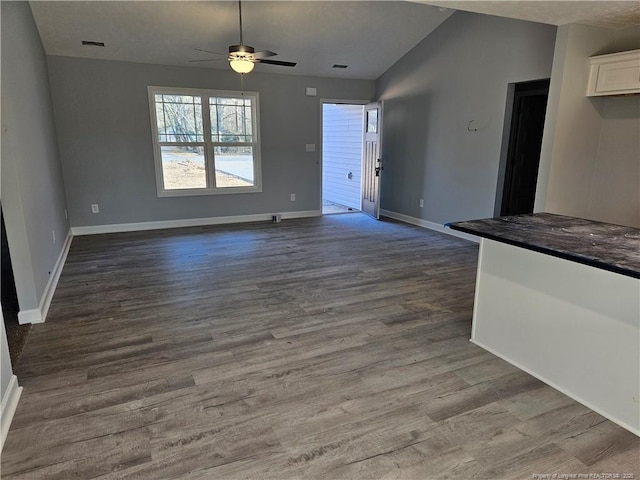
91;203;100;213
52;230;56;245
419;199;424;208
290;193;296;202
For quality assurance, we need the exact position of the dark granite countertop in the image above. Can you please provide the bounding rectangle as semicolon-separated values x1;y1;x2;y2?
447;213;640;279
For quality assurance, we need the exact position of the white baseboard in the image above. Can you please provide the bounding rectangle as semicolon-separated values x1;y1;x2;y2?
40;231;73;321
0;375;23;452
470;338;640;437
18;229;73;325
71;210;322;236
380;209;479;243
17;308;42;324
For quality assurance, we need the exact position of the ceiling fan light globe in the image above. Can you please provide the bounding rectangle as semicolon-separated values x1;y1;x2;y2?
229;58;254;74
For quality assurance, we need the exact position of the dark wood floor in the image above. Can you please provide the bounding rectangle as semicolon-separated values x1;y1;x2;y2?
2;214;638;479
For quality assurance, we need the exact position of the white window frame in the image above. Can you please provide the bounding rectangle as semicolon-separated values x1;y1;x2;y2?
148;86;262;197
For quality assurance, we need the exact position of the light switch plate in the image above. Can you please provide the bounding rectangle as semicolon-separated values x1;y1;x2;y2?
305;87;317;97
305;144;316;152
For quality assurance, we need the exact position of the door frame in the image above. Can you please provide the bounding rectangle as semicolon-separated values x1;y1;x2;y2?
319;98;371;215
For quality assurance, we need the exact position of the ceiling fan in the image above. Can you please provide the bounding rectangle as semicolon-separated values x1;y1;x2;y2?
190;0;297;74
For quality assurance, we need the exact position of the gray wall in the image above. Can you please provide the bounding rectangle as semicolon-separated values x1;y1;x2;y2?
375;11;556;224
1;2;69;318
536;24;640;227
47;56;375;227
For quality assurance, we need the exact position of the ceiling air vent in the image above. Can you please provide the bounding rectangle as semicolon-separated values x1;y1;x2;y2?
332;64;348;69
82;41;105;47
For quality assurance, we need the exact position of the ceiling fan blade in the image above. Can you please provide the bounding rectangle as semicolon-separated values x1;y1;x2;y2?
194;48;226;56
188;58;226;63
257;59;297;67
253;50;277;59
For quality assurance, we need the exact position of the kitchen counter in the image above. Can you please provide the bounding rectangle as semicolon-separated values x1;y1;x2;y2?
445;212;639;435
447;213;640;279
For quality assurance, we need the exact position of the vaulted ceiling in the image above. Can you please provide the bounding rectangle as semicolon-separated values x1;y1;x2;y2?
29;1;454;79
417;1;640;30
29;1;639;80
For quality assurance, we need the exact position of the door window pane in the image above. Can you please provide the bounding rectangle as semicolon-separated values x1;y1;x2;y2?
366;109;378;133
160;146;206;189
214;146;254;187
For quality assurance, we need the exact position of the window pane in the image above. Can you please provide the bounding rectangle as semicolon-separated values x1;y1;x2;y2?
216;97;243;106
366;109;378;133
218;105;245;136
214;146;254;187
210;104;218;136
245;107;252;136
162;94;201;104
155;103;165;133
160;146;206;190
210;97;252;143
155;95;204;142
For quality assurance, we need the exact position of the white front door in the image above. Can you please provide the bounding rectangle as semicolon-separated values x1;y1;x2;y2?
361;102;382;219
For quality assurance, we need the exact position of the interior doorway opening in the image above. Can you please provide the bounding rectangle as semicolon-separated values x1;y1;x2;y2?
321;103;365;215
1;208;30;366
496;79;550;216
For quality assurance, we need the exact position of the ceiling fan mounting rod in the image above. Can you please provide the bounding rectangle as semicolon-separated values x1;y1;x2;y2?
238;0;244;46
229;0;254;57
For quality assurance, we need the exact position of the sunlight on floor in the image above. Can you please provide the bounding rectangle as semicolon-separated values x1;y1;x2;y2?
322;200;358;215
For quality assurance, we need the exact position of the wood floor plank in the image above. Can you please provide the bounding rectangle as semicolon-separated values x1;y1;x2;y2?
558;419;640;466
11;374;196;429
2;214;638;479
3;427;151;480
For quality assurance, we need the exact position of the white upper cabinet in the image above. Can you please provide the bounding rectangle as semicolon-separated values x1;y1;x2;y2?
586;50;640;97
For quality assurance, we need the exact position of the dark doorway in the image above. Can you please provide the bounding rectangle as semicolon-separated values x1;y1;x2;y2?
500;79;550;216
1;208;31;366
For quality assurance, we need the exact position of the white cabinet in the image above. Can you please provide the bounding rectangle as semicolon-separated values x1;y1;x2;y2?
586;49;640;97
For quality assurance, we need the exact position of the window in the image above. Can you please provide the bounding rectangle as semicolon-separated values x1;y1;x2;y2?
148;86;261;196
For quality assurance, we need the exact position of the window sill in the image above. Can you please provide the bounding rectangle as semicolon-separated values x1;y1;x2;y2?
157;185;263;198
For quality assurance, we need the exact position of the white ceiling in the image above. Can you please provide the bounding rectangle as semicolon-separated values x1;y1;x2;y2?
416;1;640;29
29;1;640;80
